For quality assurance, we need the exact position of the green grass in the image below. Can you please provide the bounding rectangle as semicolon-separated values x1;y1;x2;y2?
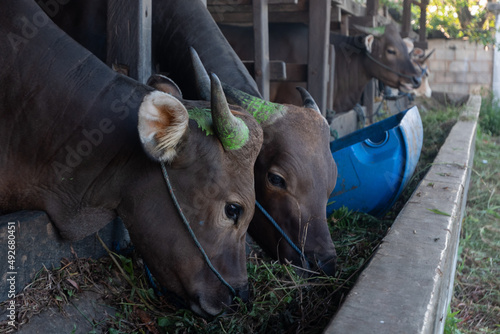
478;92;500;136
447;110;500;333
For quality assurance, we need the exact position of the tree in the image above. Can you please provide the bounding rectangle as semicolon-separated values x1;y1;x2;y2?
382;0;495;46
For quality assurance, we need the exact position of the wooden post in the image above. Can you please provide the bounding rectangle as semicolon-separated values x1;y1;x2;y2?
327;44;335;112
364;79;375;124
401;0;411;38
107;0;152;84
308;0;331;116
418;0;428;46
366;0;379;17
253;0;270;100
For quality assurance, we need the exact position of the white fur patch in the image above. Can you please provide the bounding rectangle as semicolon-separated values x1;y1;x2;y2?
364;34;375;53
138;91;189;162
403;37;414;53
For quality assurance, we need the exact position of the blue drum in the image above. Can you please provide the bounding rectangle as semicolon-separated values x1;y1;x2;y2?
327;106;423;218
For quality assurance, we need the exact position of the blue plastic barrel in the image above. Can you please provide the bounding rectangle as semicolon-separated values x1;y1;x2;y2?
327;106;423;218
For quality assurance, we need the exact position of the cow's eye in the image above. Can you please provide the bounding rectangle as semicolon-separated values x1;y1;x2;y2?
268;172;286;189
387;48;396;55
225;203;242;224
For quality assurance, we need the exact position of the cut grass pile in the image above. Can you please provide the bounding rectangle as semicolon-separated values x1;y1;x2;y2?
0;96;469;333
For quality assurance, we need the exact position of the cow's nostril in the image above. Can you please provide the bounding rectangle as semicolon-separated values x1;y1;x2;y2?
316;257;337;277
412;76;421;88
234;285;250;303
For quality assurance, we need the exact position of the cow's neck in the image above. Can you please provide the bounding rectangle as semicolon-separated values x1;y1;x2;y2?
152;0;262;99
332;35;372;112
0;4;152;239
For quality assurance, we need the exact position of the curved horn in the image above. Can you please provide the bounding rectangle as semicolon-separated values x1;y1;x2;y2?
422;49;435;63
190;46;286;126
210;73;249;151
190;47;211;101
222;83;286;126
353;24;386;37
296;87;321;114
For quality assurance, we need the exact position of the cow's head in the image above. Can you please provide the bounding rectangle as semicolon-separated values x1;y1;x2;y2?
121;74;263;317
411;48;434;98
357;24;421;92
190;49;338;276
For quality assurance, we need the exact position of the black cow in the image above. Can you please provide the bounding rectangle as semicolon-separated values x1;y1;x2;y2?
0;0;264;317
42;0;338;276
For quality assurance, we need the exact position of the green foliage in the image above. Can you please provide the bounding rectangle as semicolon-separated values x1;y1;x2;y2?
382;0;495;46
427;0;495;45
445;307;463;334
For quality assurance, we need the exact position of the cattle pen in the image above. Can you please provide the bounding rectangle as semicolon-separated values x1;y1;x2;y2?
0;0;477;333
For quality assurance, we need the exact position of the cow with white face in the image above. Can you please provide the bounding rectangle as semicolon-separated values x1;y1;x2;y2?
0;0;263;317
411;48;434;98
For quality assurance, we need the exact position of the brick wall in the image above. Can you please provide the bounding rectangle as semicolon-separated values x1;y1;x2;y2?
427;39;493;95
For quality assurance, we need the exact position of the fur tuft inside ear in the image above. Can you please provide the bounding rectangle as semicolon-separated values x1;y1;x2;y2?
138;91;189;163
364;34;375;53
403;37;414;53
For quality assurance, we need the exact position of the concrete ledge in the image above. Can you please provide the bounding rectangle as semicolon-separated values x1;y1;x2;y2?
331;108;364;139
0;211;128;301
325;95;480;334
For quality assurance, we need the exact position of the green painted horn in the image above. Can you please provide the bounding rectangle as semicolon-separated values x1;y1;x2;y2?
190;46;285;126
353;24;386;37
221;83;286;126
210;73;249;151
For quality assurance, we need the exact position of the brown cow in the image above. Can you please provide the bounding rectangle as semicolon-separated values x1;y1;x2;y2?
44;0;339;276
219;23;421;113
0;0;263;317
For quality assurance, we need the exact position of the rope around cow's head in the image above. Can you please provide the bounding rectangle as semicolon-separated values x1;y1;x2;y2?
158;162;237;296
364;51;416;81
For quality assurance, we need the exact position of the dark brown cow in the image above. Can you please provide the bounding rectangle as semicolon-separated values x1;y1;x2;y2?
219;23;421;113
42;0;338;276
0;0;263;317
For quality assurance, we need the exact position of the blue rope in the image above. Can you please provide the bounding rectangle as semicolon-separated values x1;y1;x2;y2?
144;263;163;296
160;162;236;296
255;201;308;263
365;51;415;80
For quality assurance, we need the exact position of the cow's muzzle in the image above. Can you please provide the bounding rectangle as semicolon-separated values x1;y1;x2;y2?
233;284;250;302
315;256;337;277
305;251;337;277
411;75;422;88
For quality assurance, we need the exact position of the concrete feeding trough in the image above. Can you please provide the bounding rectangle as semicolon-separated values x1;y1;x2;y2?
0;212;128;301
324;95;480;334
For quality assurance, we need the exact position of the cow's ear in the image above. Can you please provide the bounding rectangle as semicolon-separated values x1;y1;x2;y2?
146;74;183;99
403;37;414;53
412;47;424;58
364;34;375;53
138;91;189;163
